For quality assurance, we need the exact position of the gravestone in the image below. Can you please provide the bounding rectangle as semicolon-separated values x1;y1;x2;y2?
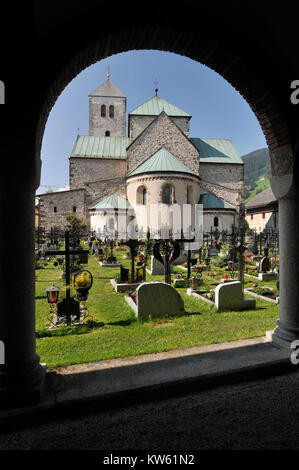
148;255;173;275
129;282;185;321
215;281;256;311
172;250;188;265
260;256;270;273
120;266;129;283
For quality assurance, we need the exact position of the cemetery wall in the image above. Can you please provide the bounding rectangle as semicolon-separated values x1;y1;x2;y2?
127;112;199;175
38;189;86;231
129;115;190;142
69;157;127;190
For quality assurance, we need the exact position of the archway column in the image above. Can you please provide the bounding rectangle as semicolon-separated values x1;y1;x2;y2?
269;142;299;350
272;188;299;349
0;153;45;408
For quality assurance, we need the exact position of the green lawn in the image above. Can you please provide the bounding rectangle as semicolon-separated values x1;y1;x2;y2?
35;245;279;370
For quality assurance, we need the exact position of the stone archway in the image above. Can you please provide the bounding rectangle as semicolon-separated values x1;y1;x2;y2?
1;3;298;408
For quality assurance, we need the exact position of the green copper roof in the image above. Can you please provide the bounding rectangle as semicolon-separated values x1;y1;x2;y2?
129;95;191;117
198;193;235;210
71;136;129;159
89;193;132;210
128;147;198;177
190;138;243;164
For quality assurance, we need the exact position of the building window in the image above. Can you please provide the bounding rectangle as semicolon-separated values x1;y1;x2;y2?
187;186;192;204
101;104;106;117
136;185;147;205
142;187;147;205
73;206;76;213
108;218;115;230
109;105;114;118
53;206;57;213
162;185;171;204
251;214;253;220
214;216;219;227
262;212;265;219
105;130;110;136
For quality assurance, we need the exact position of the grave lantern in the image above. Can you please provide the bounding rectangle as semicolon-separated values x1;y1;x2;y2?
46;285;61;304
204;257;210;266
190;276;197;290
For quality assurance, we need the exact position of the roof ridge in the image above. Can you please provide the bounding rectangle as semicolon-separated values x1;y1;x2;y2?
129;94;191;117
127;146;197;177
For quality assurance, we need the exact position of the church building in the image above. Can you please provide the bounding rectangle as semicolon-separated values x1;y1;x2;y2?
38;76;244;237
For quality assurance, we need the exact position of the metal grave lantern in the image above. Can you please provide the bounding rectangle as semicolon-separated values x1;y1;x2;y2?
46;285;61;304
74;269;93;301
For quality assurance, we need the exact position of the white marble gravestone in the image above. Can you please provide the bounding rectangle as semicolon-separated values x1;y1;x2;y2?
126;281;185;321
215;281;256;311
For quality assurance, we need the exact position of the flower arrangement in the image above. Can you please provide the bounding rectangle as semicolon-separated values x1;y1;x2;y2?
74;271;92;288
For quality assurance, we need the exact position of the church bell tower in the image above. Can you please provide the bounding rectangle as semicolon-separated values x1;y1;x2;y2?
89;73;126;137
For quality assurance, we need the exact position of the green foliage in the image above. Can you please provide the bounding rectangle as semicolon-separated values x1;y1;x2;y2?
241;147;271;201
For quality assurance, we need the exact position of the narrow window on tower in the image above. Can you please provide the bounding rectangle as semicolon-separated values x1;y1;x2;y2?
101;104;106;117
73;206;76;213
54;206;57;213
109;105;114;118
105;131;110;136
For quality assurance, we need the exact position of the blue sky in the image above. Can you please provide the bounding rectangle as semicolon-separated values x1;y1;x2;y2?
37;50;267;193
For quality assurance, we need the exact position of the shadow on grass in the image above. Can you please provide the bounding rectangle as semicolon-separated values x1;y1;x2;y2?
184;311;202;316
36;320;105;338
106;318;137;327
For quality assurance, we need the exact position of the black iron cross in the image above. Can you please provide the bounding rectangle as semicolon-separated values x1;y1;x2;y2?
45;230;89;323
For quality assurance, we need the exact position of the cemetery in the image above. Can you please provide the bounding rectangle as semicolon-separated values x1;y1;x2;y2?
34;220;280;369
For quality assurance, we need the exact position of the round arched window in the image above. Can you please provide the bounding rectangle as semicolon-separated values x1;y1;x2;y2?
136;186;147;205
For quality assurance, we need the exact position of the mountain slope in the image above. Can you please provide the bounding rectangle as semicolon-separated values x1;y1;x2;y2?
241;147;271;202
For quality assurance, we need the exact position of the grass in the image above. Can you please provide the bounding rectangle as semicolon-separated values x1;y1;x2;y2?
245;176;270;203
35;245;279;370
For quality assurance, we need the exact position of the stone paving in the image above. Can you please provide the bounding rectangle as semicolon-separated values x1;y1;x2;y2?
1;367;299;450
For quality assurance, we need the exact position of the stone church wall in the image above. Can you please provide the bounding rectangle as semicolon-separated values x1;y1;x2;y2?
127;112;199;175
199;162;244;207
69;157;127;190
129;115;190;141
84;176;127;207
38;189;86;231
